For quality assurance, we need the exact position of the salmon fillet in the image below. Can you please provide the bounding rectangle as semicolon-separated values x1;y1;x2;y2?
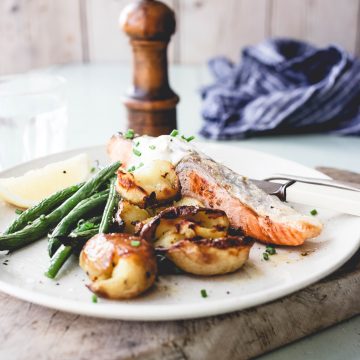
176;153;322;246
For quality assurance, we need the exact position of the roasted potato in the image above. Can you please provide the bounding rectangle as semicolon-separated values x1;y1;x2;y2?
116;199;151;234
116;160;180;208
139;206;253;275
140;206;230;247
79;233;157;299
167;236;254;275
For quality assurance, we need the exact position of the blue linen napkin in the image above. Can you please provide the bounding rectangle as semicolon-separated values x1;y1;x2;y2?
200;38;360;139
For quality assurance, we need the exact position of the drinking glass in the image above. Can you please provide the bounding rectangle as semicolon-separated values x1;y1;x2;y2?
0;73;68;170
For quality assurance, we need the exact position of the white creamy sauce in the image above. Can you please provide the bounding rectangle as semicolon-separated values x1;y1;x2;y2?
127;135;196;169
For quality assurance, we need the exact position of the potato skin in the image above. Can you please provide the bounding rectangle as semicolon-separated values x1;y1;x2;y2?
79;233;157;299
167;236;254;275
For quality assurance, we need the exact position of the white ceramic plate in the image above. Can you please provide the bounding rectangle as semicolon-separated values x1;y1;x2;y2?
0;144;359;321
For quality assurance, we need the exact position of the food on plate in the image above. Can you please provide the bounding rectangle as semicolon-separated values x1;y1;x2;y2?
108;133;323;246
116;199;150;234
140;206;253;275
177;153;323;246
80;233;157;299
0;153;90;208
116;159;179;208
166;236;253;276
140;206;230;246
0;161;120;252
0;130;324;301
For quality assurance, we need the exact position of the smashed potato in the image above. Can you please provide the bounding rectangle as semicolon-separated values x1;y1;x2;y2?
140;206;229;248
79;233;157;299
116;199;151;234
139;206;253;276
167;236;253;275
116;160;180;208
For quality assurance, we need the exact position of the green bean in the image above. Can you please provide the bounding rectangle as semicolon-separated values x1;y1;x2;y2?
0;161;121;252
48;190;109;256
45;216;102;279
99;177;119;234
44;245;73;279
4;183;84;234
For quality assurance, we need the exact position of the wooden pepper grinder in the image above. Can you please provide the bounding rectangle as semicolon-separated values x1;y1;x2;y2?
120;0;179;136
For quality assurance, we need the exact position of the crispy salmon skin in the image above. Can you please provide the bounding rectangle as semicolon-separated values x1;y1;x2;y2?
176;153;322;246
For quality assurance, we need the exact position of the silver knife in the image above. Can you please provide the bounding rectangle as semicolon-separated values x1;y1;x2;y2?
251;174;360;216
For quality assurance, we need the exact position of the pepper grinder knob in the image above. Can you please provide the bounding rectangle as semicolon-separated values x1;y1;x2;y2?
120;0;179;136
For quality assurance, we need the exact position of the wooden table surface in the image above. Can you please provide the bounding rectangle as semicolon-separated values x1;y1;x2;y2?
1;64;360;360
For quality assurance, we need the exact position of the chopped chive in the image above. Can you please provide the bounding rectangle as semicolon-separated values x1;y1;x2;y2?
310;209;318;216
149;145;156;150
200;289;208;298
263;252;269;261
90;167;96;173
131;240;141;247
133;148;141;157
15;209;23;215
170;129;179;137
92;294;98;303
181;134;195;142
128;166;136;172
135;141;140;147
266;247;276;255
124;129;135;139
138;162;144;169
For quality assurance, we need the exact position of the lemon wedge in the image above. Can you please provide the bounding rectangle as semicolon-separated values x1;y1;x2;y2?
0;153;90;209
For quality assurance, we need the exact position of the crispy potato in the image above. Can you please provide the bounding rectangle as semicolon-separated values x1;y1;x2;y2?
167;236;253;275
116;199;151;234
139;206;253;275
140;206;229;246
116;160;180;208
79;233;157;299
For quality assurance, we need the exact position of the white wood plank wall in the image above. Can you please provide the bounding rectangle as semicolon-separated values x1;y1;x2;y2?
0;0;359;74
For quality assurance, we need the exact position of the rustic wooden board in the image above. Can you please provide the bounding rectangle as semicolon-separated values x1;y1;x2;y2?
0;166;360;360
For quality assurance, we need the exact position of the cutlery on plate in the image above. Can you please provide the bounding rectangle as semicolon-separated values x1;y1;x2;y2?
252;174;360;216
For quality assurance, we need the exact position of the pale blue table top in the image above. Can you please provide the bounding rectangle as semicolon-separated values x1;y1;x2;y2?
47;63;360;359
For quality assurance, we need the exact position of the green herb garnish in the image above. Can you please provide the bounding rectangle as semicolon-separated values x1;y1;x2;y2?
131;240;141;247
128;166;136;172
181;135;195;142
170;129;179;137
92;294;98;303
124;129;135;139
90;167;96;173
15;209;23;215
200;289;208;298
310;209;318;216
138;162;144;169
133;148;141;157
265;245;276;255
135;141;140;147
263;252;269;261
149;145;156;150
